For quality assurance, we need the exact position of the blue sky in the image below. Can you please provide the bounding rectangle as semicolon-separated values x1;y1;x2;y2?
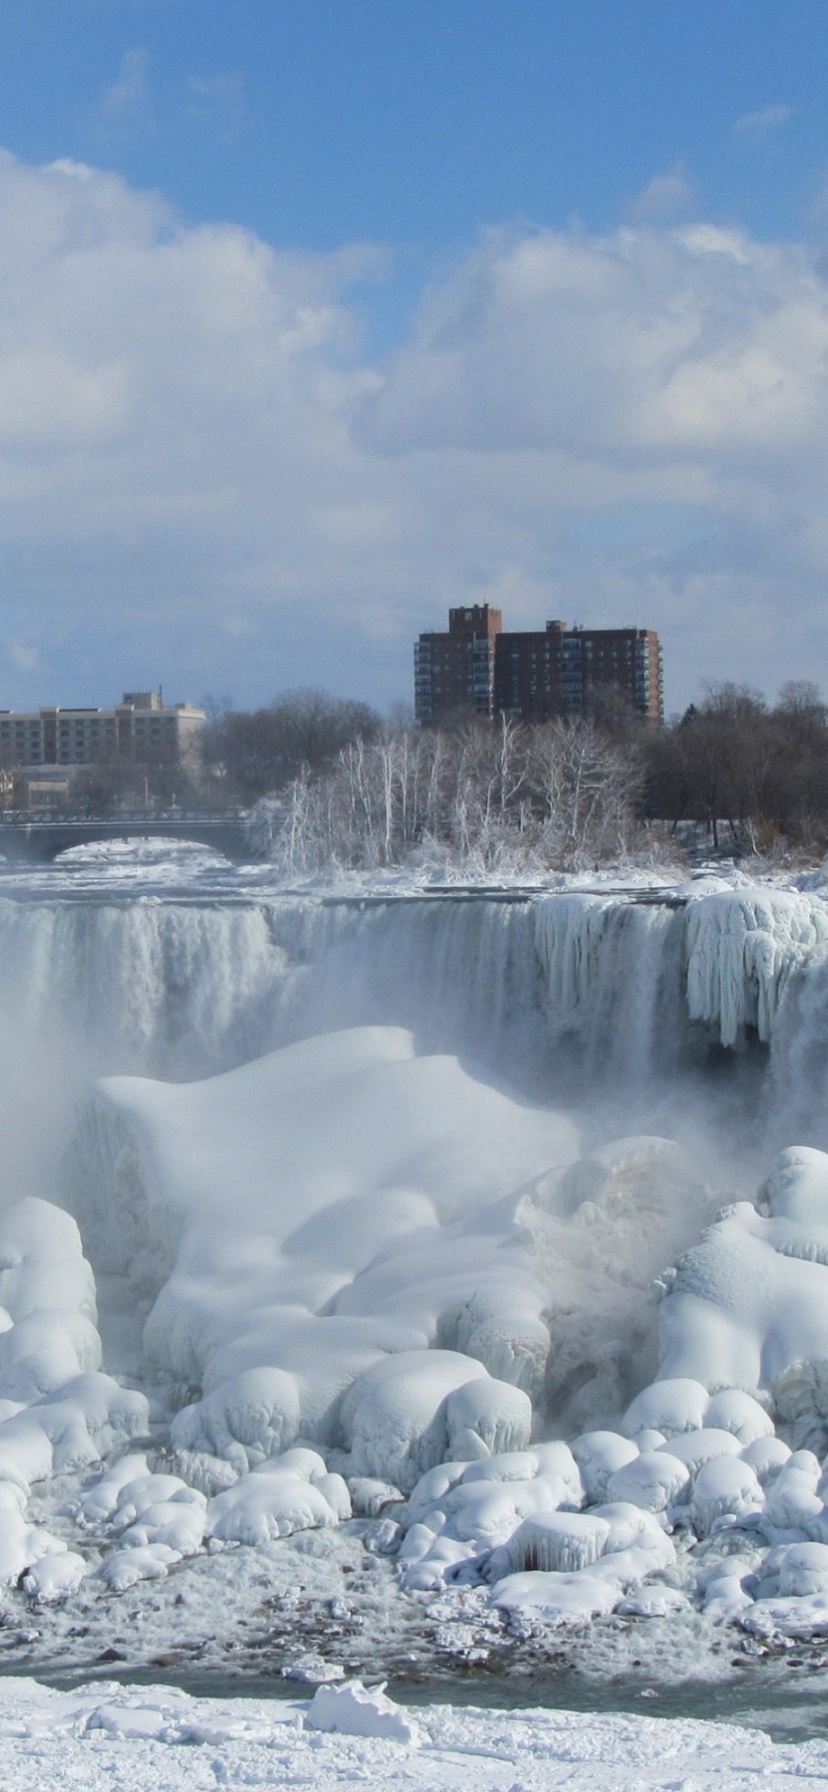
0;1;826;714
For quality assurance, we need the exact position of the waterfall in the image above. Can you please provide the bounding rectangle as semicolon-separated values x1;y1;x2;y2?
0;881;826;1124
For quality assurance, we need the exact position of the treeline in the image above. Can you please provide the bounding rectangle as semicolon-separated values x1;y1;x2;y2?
246;716;641;874
211;679;828;873
646;681;828;851
205;690;383;799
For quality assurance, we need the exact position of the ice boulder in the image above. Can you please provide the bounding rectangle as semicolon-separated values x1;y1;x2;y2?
570;1431;639;1501
775;1542;828;1597
206;1448;351;1545
99;1543;182;1591
690;1456;763;1536
761;1451;825;1537
105;1473;208;1556
340;1350;526;1491
505;1510;611;1574
0;1199;100;1403
622;1379;710;1440
0;1375;148;1494
306;1679;422;1745
606;1449;690;1513
445;1376;532;1462
22;1548;87;1602
171;1368;302;1474
490;1568;620;1626
655;1151;828;1430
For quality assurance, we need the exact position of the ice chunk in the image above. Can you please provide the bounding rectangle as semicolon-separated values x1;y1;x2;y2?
704;1390;773;1444
0;1514;69;1587
445;1377;532;1462
99;1543;181;1591
340;1350;491;1491
23;1549;87;1602
691;1456;763;1536
401;1460;468;1524
762;1453;825;1535
618;1585;689;1617
206;1449;351;1545
775;1541;828;1596
506;1510;611;1574
77;1452;151;1526
702;1569;754;1622
491;1568;620;1625
622;1379;710;1440
741;1435;791;1483
761;1146;828;1227
657;1428;743;1474
0;1375;148;1494
346;1477;404;1516
606;1450;690;1513
111;1472;203;1529
593;1501;671;1556
117;1496;206;1557
657;1152;828;1417
306;1679;422;1745
570;1430;639;1501
170;1367;302;1473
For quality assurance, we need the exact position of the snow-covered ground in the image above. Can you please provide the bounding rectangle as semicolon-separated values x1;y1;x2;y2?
4;1673;828;1790
3;840;828;1780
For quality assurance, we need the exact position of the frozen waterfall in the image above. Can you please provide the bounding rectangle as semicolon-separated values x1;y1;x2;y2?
0;883;826;1117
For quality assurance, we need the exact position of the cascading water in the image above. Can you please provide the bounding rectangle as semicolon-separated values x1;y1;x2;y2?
0;880;825;1112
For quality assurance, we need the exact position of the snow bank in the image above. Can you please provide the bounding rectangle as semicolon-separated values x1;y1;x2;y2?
0;1674;825;1790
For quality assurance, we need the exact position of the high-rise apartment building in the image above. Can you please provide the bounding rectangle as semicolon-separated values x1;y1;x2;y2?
414;610;663;725
414;605;503;722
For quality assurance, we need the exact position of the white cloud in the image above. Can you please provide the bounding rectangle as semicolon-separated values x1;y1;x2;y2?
101;48;151;125
0;152;825;710
733;104;792;142
627;164;696;224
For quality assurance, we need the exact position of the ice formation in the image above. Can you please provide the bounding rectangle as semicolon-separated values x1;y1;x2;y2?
0;875;826;1102
4;862;828;1679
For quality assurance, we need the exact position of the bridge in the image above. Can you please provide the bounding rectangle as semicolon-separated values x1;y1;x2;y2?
0;812;253;864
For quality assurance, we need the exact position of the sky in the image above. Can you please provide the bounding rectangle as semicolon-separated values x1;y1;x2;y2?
0;2;826;715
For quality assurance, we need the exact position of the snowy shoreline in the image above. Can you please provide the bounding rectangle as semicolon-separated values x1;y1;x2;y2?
3;1671;828;1791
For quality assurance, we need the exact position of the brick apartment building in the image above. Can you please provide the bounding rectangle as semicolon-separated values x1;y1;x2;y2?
414;608;663;726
